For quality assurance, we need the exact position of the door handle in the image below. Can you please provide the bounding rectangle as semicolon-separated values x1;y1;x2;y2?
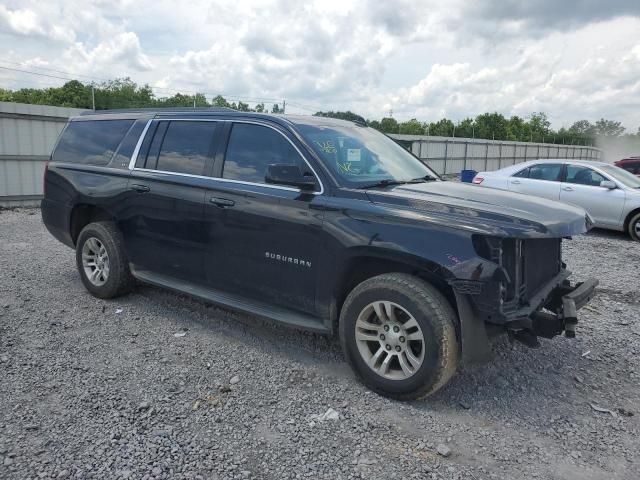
511;180;521;184
562;186;573;192
209;197;235;208
130;184;150;193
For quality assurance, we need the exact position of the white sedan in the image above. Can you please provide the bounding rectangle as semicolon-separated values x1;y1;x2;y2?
472;159;640;241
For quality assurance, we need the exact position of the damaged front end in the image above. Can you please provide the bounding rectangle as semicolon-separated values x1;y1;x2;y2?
449;235;598;364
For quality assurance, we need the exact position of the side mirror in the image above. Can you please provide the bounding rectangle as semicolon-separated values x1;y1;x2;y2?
600;180;617;190
265;164;316;191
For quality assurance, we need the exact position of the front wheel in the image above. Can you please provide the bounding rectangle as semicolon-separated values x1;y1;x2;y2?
339;273;459;400
76;222;135;299
628;212;640;242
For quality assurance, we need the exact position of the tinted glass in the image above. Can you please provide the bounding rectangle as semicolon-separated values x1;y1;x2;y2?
110;119;147;169
527;164;562;181
565;165;606;187
155;121;217;175
223;123;306;184
52;119;133;165
145;122;169;170
298;124;437;187
513;167;529;178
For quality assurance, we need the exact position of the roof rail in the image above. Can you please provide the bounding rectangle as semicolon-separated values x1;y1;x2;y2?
80;106;236;115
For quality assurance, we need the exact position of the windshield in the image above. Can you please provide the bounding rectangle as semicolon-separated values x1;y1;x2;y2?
298;124;438;187
600;165;640;188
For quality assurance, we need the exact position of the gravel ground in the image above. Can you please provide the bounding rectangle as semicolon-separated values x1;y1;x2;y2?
1;208;638;480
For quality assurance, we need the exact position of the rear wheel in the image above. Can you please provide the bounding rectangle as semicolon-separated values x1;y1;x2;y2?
628;212;640;242
339;273;459;400
76;222;134;299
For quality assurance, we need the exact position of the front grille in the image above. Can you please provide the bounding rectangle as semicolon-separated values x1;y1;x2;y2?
472;235;562;314
524;238;561;297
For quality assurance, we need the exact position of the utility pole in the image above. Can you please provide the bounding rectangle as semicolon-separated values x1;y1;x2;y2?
452;124;456;138
193;97;196;109
91;86;95;111
282;99;286;114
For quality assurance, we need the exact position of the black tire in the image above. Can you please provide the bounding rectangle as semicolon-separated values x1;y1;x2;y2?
75;221;135;299
628;212;640;242
339;273;459;400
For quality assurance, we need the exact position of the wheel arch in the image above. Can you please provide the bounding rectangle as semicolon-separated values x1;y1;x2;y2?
331;249;456;334
69;204;115;246
623;207;640;233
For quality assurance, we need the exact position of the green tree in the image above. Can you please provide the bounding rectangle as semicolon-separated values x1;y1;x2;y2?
455;118;475;138
427;118;455;136
474;112;508;140
254;103;265;113
398;118;425;135
594;118;625;137
569;120;595;136
271;103;281;114
528;112;551;138
379;117;399;134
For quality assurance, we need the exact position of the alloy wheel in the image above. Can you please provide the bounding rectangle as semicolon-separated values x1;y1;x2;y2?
354;301;426;380
81;237;110;286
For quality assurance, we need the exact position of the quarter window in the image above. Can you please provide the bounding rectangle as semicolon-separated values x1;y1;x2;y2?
527;164;562;181
52;119;134;165
223;123;308;185
153;121;218;175
565;166;607;187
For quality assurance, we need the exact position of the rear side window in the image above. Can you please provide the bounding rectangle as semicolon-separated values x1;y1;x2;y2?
223;123;305;184
146;121;217;175
527;163;562;181
52;120;134;165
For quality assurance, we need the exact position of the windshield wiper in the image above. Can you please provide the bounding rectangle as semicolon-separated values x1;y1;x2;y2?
357;179;409;189
407;174;438;183
357;175;438;190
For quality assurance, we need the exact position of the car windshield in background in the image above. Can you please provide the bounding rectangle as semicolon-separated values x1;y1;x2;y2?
298;125;438;188
600;165;640;189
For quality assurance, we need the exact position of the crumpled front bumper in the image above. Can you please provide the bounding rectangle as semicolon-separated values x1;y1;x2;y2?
456;276;599;365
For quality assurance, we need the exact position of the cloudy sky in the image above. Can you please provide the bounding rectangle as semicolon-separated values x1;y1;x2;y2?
1;0;639;130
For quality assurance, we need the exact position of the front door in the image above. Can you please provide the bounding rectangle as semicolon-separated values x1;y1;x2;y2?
203;121;325;314
121;119;221;283
560;165;626;228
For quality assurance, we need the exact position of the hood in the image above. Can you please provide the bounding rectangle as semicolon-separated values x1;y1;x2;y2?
365;181;592;238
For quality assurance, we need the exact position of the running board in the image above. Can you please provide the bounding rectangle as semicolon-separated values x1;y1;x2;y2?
131;267;329;334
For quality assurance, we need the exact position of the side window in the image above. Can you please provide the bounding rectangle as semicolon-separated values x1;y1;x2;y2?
565;166;607;187
513;167;530;178
223;123;307;184
527;163;562;181
153;121;218;175
110;119;147;169
52;119;134;165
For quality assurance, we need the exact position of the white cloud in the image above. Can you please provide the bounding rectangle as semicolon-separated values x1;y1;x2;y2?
0;5;75;42
0;0;639;130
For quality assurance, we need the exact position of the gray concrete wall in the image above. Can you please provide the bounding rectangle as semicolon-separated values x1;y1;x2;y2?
0;102;88;206
388;134;602;175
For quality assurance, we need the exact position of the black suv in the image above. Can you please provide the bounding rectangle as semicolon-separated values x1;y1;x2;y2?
42;109;598;399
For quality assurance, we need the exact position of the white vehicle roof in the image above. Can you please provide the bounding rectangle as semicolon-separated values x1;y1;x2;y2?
486;159;611;175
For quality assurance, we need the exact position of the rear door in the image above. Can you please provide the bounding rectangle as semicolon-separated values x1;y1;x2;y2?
507;163;563;200
121;119;222;283
560;164;626;228
203;121;325;314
